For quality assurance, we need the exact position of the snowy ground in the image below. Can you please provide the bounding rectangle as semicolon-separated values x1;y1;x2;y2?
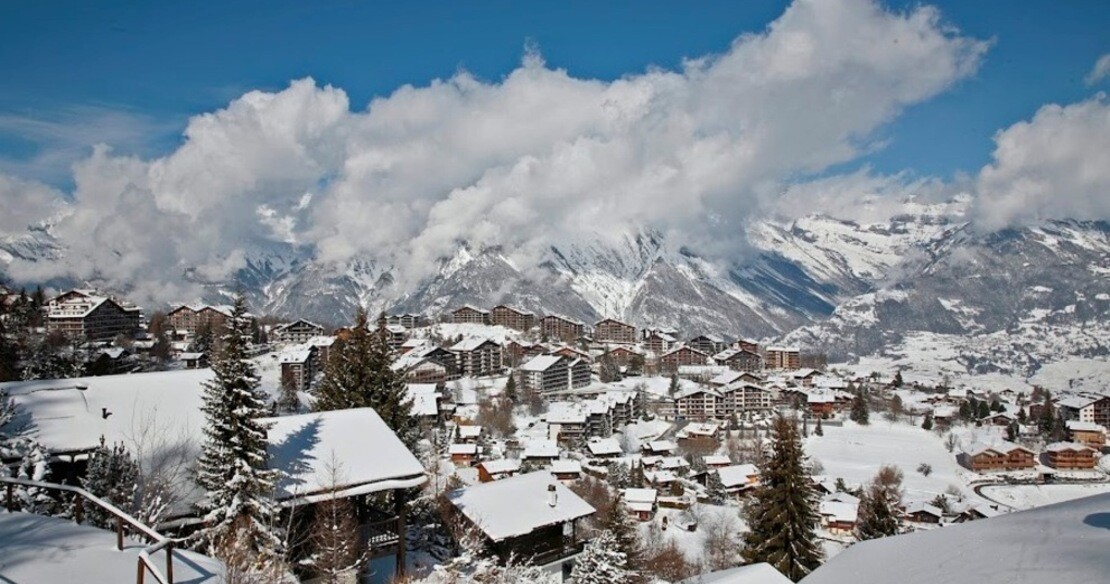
804;420;988;502
978;483;1110;511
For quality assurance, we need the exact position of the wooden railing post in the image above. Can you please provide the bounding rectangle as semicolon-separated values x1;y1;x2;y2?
5;483;12;512
137;559;146;584
74;494;84;524
117;516;125;550
165;541;174;584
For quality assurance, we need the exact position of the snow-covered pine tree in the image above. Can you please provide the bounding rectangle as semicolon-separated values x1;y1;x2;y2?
599;353;621;383
307;461;364;583
83;437;139;528
277;371;301;413
570;530;631;584
855;465;903;541
313;309;418;449
814;417;824;437
705;469;726;504
503;374;518;403
14;439;55;513
194;294;283;570
608;461;630;490
849;390;870;425
600;502;643;578
741;415;823;582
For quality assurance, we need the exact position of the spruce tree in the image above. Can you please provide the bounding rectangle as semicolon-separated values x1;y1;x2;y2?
849;390;870;425
194;294;282;566
855;465;903;541
570;530;631;584
600;502;643;578
608;461;630;490
705;469;727;504
921;412;934;431
814;417;824;437
741;416;823;581
668;373;679;397
599;352;621;383
83;437;139;528
314;309;417;449
503;374;518;403
277;373;301;413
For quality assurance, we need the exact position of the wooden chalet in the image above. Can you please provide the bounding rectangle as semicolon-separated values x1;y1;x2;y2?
659;346;711;374
764;346;800;370
449;337;504;377
962;442;1036;472
272;319;325;344
445;472;596;566
1066;420;1107;449
490;305;536;331
713;348;763;372
687;334;726;356
1044;442;1098;469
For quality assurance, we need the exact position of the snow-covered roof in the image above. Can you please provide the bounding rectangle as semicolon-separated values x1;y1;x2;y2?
264;408;426;502
679;563;791;584
449;337;499;352
550;459;582;474
765;346;799;353
819;500;859;523
449;444;478;455
458;425;483;439
0;512;223;584
446;472;595;541
587;437;622;456
644;440;677;453
704;454;731;466
523;439;559;459
3;369;214;456
1065;420;1106;433
804;494;1110;584
479;458;521;475
404;385;440;417
717;464;759;488
519;354;564;372
903;501;943;517
623;488;658;504
278;346;313;363
546;402;587;424
1045;441;1094;453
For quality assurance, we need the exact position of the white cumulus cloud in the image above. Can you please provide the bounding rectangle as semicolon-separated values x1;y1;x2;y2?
2;0;990;306
973;94;1110;230
1085;53;1110;85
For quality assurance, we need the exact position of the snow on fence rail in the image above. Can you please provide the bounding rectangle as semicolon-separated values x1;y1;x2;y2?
0;476;178;584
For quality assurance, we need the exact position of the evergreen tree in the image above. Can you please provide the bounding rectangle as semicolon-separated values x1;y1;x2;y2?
277;372;301;413
83;437;139;528
668;373;679;397
813;417;823;437
599;352;621;383
628;354;645;376
849;390;870;425
1005;421;1019;442
855;465;903;541
570;530;631;584
314;309;418;449
1017;406;1027;425
1038;391;1055;435
629;462;646;489
705;470;727;504
0;315;19;382
600;502;643;578
921;412;934;431
193;294;282;567
892;371;904;388
976;400;991;420
503;374;518;403
608;461;631;490
742;416;823;581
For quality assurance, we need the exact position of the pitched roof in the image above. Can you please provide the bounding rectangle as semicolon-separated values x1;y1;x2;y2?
447;472;595;541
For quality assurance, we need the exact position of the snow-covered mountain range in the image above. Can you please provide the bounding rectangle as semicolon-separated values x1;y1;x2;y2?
3;195;1107;386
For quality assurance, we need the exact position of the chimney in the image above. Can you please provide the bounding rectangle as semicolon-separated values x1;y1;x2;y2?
547;484;557;508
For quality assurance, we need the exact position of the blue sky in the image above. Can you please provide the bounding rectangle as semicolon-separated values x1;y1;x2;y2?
0;0;1106;186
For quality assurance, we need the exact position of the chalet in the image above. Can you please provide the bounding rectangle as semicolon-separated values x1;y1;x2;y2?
687;334;726;356
456;424;483;443
819;496;859;534
450;338;504;377
272;319;325;344
451;305;490;325
449;443;480;465
1057;396;1098;424
732;339;760;354
716;464;760;495
546;403;589;443
903;501;943;524
553;345;591;362
279;345;317;392
477;459;522;483
392;345;460;384
550;460;583;481
622;488;658;521
594;318;637;344
1066;420;1106;449
541;314;585;343
644;470;678;487
306;335;336;368
678;421;720;441
764;346;800;370
178;351;208;369
503;340;546;367
985;412;1016;426
708;370;763;387
962;442;1036;472
1044;442;1098;470
1092;396;1110;429
167;304;234;338
642;440;678;456
386;313;421;329
703;455;731;469
45;290;141;342
522;439;560;464
642;330;678;355
807;391;837;417
405;384;443;426
792;368;821;387
601;346;643;369
490;305;536;331
677;364;729;382
659;346;711;374
445;472;596;567
713;348;763;372
586;437;623;459
518;355;570;394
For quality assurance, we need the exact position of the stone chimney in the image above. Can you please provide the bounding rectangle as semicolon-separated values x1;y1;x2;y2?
548;483;557;507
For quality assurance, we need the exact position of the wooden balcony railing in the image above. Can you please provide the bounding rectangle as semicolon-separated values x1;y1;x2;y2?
1;476;178;584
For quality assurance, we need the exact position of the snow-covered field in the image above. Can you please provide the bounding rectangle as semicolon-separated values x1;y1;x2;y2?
979;483;1110;511
804;420;983;502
